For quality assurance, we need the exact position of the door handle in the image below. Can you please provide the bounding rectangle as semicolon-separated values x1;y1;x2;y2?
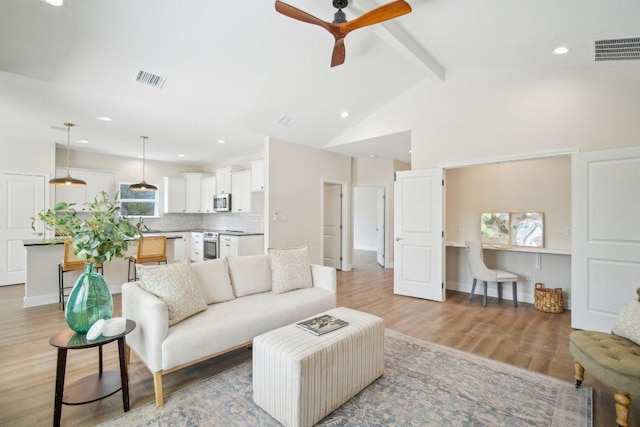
33;232;43;236
395;237;403;241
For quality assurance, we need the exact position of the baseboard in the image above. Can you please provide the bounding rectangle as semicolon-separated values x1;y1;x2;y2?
23;293;58;308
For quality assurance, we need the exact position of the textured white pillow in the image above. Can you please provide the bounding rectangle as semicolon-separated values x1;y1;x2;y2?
190;258;235;304
268;246;313;294
138;257;207;326
227;254;272;297
613;298;640;345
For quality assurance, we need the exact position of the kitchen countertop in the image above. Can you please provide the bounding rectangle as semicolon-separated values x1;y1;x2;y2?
22;233;183;247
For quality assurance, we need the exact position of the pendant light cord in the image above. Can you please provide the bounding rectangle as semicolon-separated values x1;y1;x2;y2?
141;136;148;182
65;122;74;176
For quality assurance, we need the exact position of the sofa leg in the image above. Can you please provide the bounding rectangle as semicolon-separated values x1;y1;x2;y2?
573;361;584;388
153;372;164;407
614;391;631;427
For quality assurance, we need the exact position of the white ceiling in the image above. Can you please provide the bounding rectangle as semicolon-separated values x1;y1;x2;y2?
1;0;638;165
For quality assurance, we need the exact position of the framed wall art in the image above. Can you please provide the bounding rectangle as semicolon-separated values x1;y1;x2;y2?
480;212;510;245
510;212;544;248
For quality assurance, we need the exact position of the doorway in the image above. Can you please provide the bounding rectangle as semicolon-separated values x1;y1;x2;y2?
353;186;386;269
323;182;343;270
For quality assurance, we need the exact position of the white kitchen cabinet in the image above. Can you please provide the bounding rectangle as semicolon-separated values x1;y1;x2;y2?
184;173;203;213
172;232;191;262
54;168;116;210
200;176;217;213
250;160;265;192
191;232;204;262
163;176;186;213
231;170;251;213
215;167;232;194
218;234;264;258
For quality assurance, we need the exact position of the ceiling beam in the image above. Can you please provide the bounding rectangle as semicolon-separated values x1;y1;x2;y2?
351;0;445;82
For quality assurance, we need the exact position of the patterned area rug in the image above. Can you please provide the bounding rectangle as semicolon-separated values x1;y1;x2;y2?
101;329;592;427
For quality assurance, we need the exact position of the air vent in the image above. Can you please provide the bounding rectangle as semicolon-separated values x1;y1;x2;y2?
595;37;640;61
134;69;167;88
276;115;298;127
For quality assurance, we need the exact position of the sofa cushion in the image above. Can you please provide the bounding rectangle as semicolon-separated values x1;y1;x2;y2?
190;258;235;304
137;257;207;326
227;254;272;297
613;298;640;345
268;246;313;294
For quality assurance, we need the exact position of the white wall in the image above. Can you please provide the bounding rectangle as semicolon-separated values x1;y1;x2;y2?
0;138;55;177
329;67;640;168
266;138;351;266
353;187;378;250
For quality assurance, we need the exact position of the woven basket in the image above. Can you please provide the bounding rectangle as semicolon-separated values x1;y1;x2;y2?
534;283;564;313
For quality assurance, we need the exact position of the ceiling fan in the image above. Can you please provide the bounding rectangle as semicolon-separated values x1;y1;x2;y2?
275;0;412;67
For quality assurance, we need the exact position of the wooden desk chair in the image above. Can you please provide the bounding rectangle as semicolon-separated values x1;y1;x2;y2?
58;240;103;310
128;235;167;282
464;240;519;307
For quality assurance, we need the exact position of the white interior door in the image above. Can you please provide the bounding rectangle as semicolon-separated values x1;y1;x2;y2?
376;187;385;267
0;173;46;286
323;183;342;269
394;168;445;301
572;146;640;332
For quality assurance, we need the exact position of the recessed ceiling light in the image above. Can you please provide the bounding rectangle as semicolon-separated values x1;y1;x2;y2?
340;111;349;119
96;116;113;122
75;140;90;144
43;0;63;6
177;154;185;158
369;154;377;158
217;139;226;144
552;46;570;55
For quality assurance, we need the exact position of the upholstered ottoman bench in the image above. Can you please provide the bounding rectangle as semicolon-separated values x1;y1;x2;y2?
253;307;385;427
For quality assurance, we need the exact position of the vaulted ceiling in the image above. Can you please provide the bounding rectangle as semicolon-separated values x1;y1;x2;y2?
1;0;638;165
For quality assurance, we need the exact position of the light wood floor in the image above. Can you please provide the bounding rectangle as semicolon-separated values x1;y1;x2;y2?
0;251;636;426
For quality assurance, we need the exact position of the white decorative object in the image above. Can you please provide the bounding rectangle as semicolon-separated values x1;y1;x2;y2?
86;319;105;341
102;317;127;337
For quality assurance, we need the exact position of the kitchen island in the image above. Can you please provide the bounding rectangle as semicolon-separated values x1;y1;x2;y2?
21;234;181;308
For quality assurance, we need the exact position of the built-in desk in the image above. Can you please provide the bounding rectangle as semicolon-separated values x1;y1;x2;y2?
445;242;572;307
22;235;181;308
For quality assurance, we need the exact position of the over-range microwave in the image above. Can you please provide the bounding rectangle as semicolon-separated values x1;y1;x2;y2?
214;193;231;212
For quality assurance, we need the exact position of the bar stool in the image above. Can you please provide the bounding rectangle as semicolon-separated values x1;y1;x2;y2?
128;235;167;281
58;241;103;310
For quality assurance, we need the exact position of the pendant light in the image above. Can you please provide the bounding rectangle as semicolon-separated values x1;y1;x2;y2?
49;122;87;186
129;136;157;191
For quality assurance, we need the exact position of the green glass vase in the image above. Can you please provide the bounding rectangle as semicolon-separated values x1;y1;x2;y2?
65;262;113;333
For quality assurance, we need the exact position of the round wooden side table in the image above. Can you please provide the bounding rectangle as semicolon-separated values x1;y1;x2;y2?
49;319;136;427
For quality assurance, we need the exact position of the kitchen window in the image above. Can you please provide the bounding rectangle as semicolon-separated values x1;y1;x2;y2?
118;183;159;217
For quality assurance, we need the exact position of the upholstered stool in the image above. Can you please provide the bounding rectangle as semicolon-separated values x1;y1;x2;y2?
253;307;384;427
570;330;640;427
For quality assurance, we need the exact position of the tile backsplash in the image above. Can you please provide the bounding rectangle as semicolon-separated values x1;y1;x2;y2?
141;213;264;233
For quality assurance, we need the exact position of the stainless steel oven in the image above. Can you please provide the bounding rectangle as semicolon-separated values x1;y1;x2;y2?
203;231;219;260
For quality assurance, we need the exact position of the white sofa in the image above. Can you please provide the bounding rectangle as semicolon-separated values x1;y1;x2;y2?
122;252;337;406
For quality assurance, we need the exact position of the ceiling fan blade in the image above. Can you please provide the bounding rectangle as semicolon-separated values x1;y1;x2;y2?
275;1;332;33
331;38;346;67
343;0;412;33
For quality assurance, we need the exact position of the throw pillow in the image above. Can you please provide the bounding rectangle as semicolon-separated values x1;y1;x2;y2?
137;257;207;326
227;254;272;297
190;258;235;304
268;246;313;294
613;298;640;345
